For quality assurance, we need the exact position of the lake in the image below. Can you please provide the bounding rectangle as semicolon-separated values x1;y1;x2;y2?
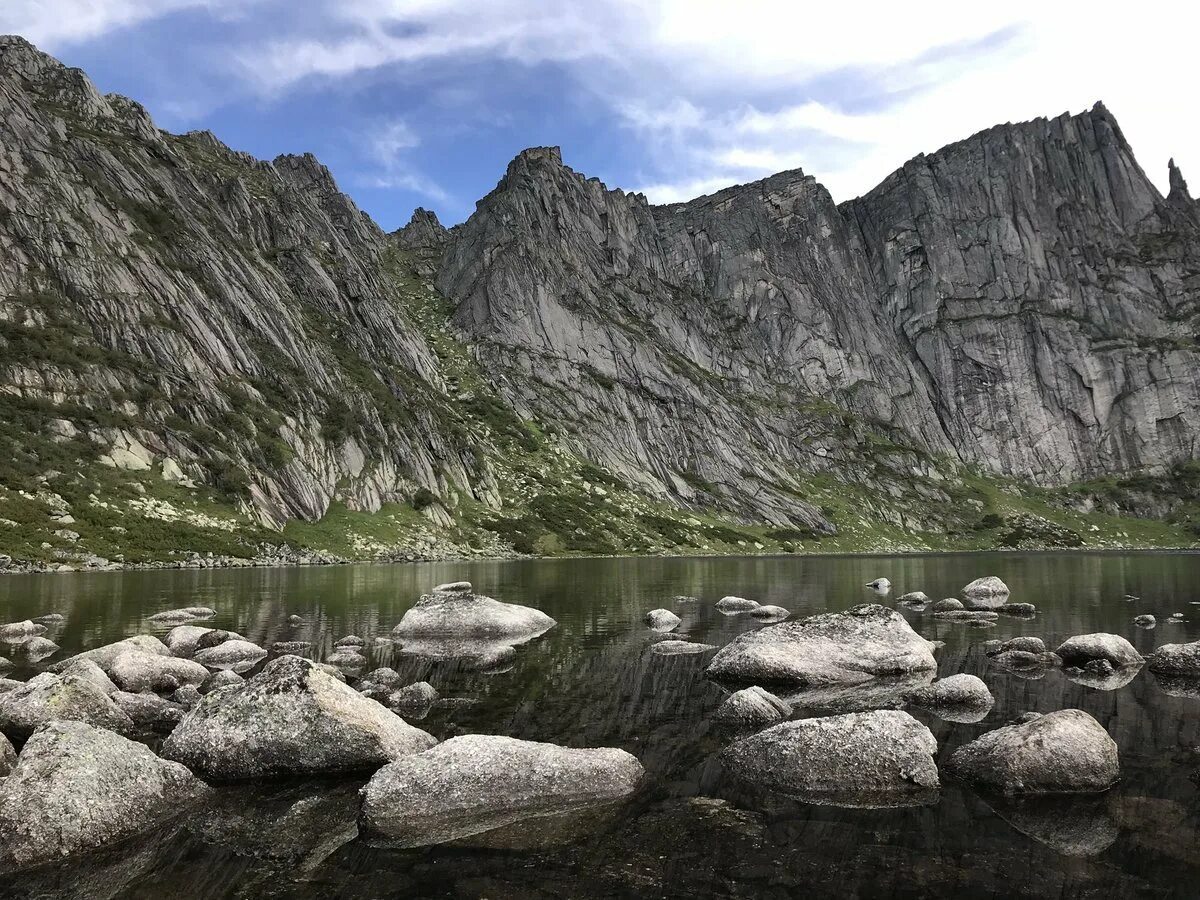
1;551;1199;898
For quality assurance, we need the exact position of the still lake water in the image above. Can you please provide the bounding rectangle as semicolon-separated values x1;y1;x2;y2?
1;552;1199;898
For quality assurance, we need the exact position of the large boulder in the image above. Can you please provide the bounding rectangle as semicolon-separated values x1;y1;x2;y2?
193;639;267;672
50;635;171;673
1055;633;1143;669
109;650;209;693
0;672;134;741
393;587;555;640
705;604;936;685
713;686;792;725
0;721;208;872
715;596;759;613
946;709;1119;794
722;710;939;806
644;609;681;632
930;598;963;612
961;576;1010;598
0;621;46;640
59;659;118;695
161;655;435;780
749;605;790;622
1146;640;1200;677
360;735;644;847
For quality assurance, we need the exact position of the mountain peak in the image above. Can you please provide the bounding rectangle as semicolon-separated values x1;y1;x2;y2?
1168;157;1192;202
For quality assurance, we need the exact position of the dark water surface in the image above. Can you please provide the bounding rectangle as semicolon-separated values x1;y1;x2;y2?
2;552;1199;898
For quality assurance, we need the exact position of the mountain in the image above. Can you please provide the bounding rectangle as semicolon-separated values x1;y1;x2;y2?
0;35;1196;570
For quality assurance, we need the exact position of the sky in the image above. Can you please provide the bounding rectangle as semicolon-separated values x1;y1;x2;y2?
2;1;1196;230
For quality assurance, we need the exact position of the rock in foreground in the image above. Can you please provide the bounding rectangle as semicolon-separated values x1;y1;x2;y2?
0;721;207;872
0;672;134;742
162;655;435;780
722;710;938;807
946;709;1119;794
360;734;644;847
1146;640;1200;677
393;587;555;639
706;604;936;685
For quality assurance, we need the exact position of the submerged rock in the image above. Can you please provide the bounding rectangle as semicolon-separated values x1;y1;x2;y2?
360;735;644;847
193;639;267;672
147;608;205;624
865;578;891;594
644;609;681;631
713;686;792;726
0;671;134;741
161;655;436;780
946;708;1119;794
903;674;994;722
932;610;998;623
722;710;938;807
961;576;1010;599
715;596;759;613
31;613;64;625
109;650;209;693
0;721;208;872
989;649;1063;678
1146;640;1200;677
707;604;936;685
749;605;790;622
650;640;717;656
393;587;555;640
272;640;312;655
395;637;518;672
1055;633;1143;669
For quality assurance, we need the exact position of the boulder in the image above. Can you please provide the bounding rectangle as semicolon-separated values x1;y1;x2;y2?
998;603;1037;617
393;588;555;640
1133;614;1156;628
644;609;681;631
111;690;185;731
865;578;891;594
1146;640;1200;677
193;639;267;672
165;625;213;657
50;635;171;673
930;598;963;612
715;596;759;613
335;635;366;648
650;640;717;656
0;656;9;674
0;732;13;776
171;684;202;709
288;615;305;625
898;592;929;604
59;659;118;695
0;672;134;741
713;686;792;725
903;674;994;722
961;576;1010;598
108;650;209;693
432;581;472;593
1055;633;1143;669
0;621;46;639
706;604;936;685
947;709;1118;794
360;735;644;847
988;636;1047;655
0;721;208;872
199;669;244;694
147;609;202;624
161;655;435;780
748;605;790;622
389;681;439;711
357;668;403;701
722;710;938;806
195;629;245;651
12;636;59;663
272;640;312;655
932;610;998;623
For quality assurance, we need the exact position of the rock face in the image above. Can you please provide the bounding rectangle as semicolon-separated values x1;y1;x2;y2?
0;671;134;741
706;604;936;685
0;721;208;872
1055;633;1144;668
393;587;556;640
1146;640;1200;676
161;655;435;779
722;710;939;806
360;735;644;847
713;686;792;725
946;709;1119;794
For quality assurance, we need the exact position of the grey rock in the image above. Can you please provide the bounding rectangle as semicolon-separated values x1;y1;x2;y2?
0;657;9;674
993;636;1048;655
706;604;936;685
182;607;217;618
272;640;312;655
171;684;202;709
990;650;1063;677
903;674;994;723
356;667;403;701
960;577;1010;599
930;598;963;612
644;609;681;631
51;635;171;673
31;614;64;625
108;650;209;693
59;659;119;695
721;710;939;807
946;708;1119;794
147;609;204;624
713;686;792;725
199;669;244;694
432;581;472;593
0;672;134;741
715;596;759;613
1055;633;1144;668
0;732;14;776
748;605;790;622
388;681;439;711
649;640;717;656
161;655;435;780
10;636;59;663
1146;640;1200;677
193;639;268;672
0;621;46;639
780;673;934;716
865;578;891;594
393;589;555;640
194;629;246;651
165;625;214;657
111;690;185;731
360;734;644;847
998;603;1037;617
897;591;929;604
1133;614;1157;628
0;721;207;872
932;610;999;623
335;635;366;648
288;615;306;626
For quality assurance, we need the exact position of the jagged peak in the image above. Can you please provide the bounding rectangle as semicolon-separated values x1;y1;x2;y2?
1168;158;1192;202
394;207;448;252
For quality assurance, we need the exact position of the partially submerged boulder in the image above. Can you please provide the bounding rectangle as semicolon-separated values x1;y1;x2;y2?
722;710;938;807
0;721;208;872
161;655;436;780
0;621;46;640
644;609;681;632
389;681;439;711
865;578;891;594
706;604;936;685
713;686;792;726
898;592;929;604
193;639;267;672
946;709;1119;794
932;610;998;623
11;636;59;663
1055;633;1143;669
356;668;403;702
360;735;644;847
1146;640;1200;677
961;576;1010;599
0;672;134;741
930;598;963;613
998;603;1037;617
109;650;209;693
393;587;555;640
903;674;994;722
335;635;366;648
716;596;759;613
1133;614;1156;629
749;605;790;622
987;637;1047;655
650;640;717;656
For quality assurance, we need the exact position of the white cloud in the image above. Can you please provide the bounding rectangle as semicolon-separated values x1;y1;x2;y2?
0;0;238;49
357;118;449;204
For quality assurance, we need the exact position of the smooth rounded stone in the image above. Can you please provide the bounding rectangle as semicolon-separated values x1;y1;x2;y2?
50;634;171;673
109;650;209;693
995;636;1047;655
865;578;891;594
171;684;202;709
0;621;47;639
707;604;937;685
932;610;999;623
713;686;792;725
161;655;436;780
781;673;933;716
721;710;938;807
432;581;472;593
199;669;244;694
12;636;59;662
1145;640;1200;677
0;672;134;741
59;659;118;695
165;625;214;657
749;605;790;622
649;640;717;656
1132;614;1156;628
111;690;185;731
0;721;208;872
393;588;556;640
644;608;682;632
335;635;366;648
930;598;963;612
998;602;1037;617
715;596;759;613
194;629;246;651
0;733;14;776
946;709;1119;794
961;576;1010;599
326;647;368;671
898;591;929;604
904;674;994;722
272;640;312;655
389;681;439;710
31;614;64;625
288;615;305;625
360;734;644;847
193;639;268;672
1055;633;1143;669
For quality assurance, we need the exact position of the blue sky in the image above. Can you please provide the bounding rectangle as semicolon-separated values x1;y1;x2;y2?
3;1;1196;230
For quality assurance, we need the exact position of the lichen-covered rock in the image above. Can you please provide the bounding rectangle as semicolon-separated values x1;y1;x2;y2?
930;598;963;612
1146;640;1200;677
0;621;46;639
713;686;792;725
748;605;790;622
59;659;118;695
0;672;134;741
161;655;435;780
947;709;1118;794
904;674;994;722
388;681;439;711
722;710;938;806
706;604;936;685
0;721;208;872
0;732;14;776
51;635;171;673
165;625;214;657
644;609;681;631
650;640;717;656
716;596;759;613
111;690;185;731
961;577;1010;599
108;650;209;693
393;588;555;640
360;735;644;847
199;669;244;694
1055;633;1143;669
193;639;267;672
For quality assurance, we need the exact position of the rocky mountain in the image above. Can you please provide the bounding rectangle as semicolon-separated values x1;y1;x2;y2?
0;35;1196;569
